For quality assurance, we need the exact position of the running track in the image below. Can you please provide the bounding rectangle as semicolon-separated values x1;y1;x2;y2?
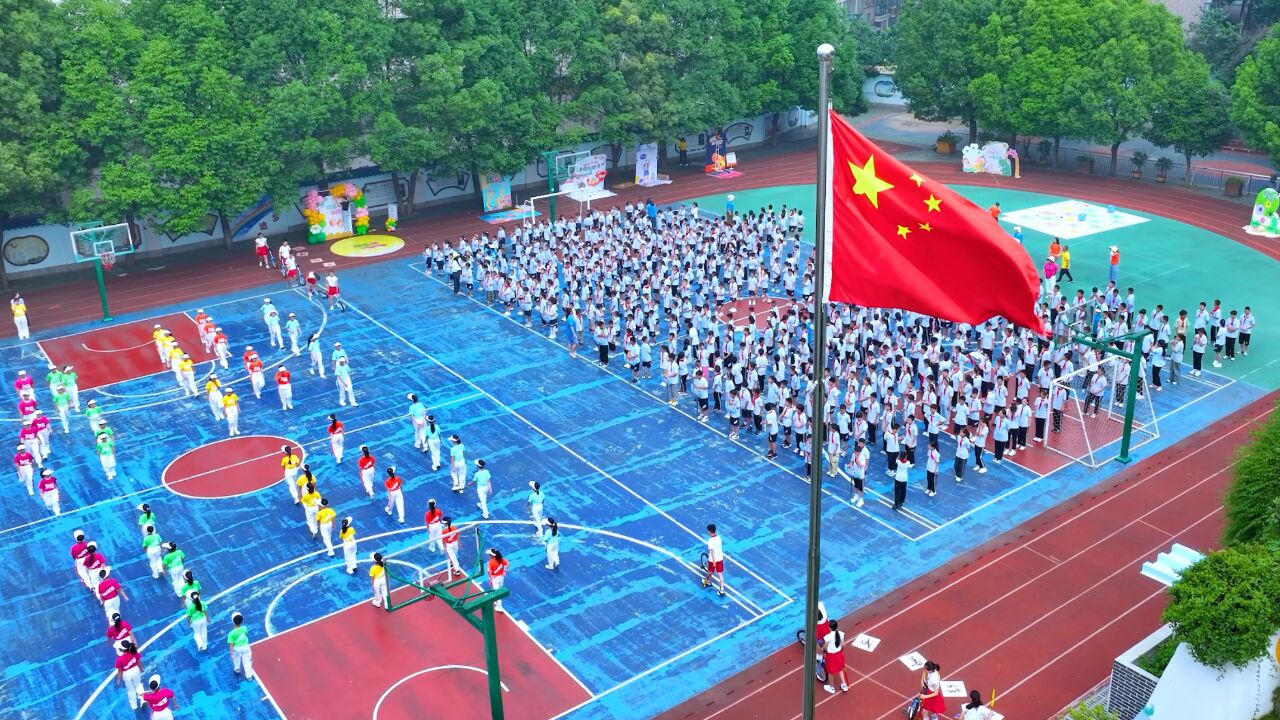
4;142;1274;719
660;391;1276;720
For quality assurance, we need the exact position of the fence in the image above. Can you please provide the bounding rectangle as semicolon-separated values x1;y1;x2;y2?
1032;144;1275;197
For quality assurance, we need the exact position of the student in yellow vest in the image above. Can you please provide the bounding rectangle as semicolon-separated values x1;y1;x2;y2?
178;354;197;396
369;552;388;608
1058;244;1075;283
222;387;241;437
300;482;322;538
316;498;337;556
205;374;224;420
11;294;29;339
280;447;301;504
340;517;358;574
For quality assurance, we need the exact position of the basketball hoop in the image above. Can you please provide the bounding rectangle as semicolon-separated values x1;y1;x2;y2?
98;250;115;271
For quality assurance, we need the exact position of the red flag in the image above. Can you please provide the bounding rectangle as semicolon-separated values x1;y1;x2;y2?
824;110;1043;332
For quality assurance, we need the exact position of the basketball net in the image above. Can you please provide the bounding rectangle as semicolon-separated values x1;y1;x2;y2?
99;250;115;271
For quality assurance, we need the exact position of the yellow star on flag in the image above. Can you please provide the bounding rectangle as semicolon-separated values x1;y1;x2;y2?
924;195;942;213
919;222;933;232
848;156;894;209
897;225;911;239
909;173;925;187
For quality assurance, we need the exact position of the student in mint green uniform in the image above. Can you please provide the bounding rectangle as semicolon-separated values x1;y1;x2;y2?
84;399;103;437
142;525;164;579
228;612;254;679
62;365;80;411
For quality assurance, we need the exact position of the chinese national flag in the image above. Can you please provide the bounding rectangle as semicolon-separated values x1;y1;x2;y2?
824;110;1043;333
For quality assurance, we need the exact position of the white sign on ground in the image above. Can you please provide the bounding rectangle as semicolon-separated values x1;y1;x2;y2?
898;651;927;671
851;633;881;652
998;200;1149;240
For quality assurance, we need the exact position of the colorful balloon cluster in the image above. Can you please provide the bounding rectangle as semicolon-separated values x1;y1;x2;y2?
331;183;369;236
303;188;326;244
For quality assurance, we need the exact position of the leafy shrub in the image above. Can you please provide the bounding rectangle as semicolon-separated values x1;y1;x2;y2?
1224;407;1280;546
1163;545;1280;668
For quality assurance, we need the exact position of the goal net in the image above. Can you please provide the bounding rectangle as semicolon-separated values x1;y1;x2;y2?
1045;354;1159;468
383;523;485;611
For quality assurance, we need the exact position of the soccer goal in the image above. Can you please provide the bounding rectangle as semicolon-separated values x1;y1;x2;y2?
1046;353;1159;468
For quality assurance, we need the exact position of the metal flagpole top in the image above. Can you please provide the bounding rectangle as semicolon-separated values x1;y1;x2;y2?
817;43;835;61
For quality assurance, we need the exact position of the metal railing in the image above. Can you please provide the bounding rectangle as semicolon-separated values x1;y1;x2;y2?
1029;144;1274;197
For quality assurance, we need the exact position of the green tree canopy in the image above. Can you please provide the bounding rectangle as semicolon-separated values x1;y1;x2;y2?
1163;545;1280;669
1222;404;1280;546
1146;52;1230;182
1231;26;1280;169
1075;0;1185;176
895;0;1003;143
0;0;80;286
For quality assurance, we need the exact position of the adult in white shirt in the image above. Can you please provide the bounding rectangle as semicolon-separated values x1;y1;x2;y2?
959;691;995;720
701;523;726;597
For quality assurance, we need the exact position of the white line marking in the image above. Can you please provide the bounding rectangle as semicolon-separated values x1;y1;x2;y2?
346;296;794;604
372;665;510;719
0;392;484;535
699;404;1273;719
549;598;793;720
409;262;923;542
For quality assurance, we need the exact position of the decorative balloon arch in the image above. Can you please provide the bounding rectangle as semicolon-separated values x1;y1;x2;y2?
302;184;370;244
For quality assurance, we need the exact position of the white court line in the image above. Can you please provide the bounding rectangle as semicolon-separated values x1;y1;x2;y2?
0;392;484;535
70;524;503;720
0;287;300;352
700;404;1273;720
409;262;926;542
345;296;794;605
549;597;793;720
864;507;1218;720
256;675;288;720
373;666;510;719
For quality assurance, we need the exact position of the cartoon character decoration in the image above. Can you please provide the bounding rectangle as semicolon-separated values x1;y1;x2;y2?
962;142;1014;176
386;203;398;233
303;189;326;245
961;143;984;173
1246;187;1280;238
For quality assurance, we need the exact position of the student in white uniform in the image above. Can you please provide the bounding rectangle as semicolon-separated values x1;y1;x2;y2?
407;393;428;449
448;435;467;492
701;523;726;597
542;517;561;570
474;460;493;519
527;481;546;536
424;415;443;470
335;357;357;406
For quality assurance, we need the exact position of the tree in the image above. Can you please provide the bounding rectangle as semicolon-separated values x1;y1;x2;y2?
895;0;1003;144
1222;405;1280;547
1188;6;1242;82
1075;0;1184;176
1231;27;1280;169
1146;52;1231;182
60;0;158;244
0;0;79;288
1163;545;1280;669
739;0;866;146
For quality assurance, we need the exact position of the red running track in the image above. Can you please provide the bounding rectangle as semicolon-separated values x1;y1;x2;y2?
659;391;1277;720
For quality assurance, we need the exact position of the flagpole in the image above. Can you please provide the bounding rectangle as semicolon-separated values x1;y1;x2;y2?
801;42;834;720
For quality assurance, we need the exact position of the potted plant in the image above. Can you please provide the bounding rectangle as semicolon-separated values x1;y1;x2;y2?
936;131;959;155
1037;139;1052;164
1225;175;1245;197
1130;151;1148;178
1154;156;1172;183
1076;154;1094;174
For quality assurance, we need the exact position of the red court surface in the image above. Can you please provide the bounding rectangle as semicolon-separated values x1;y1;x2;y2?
254;587;592;720
660;391;1276;720
718;297;804;328
162;436;302;499
37;312;214;390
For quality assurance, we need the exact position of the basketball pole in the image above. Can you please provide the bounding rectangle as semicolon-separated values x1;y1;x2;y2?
801;42;835;720
541;150;558;221
94;257;112;322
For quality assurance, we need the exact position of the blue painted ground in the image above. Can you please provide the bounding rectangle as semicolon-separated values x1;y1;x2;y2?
0;213;1265;720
